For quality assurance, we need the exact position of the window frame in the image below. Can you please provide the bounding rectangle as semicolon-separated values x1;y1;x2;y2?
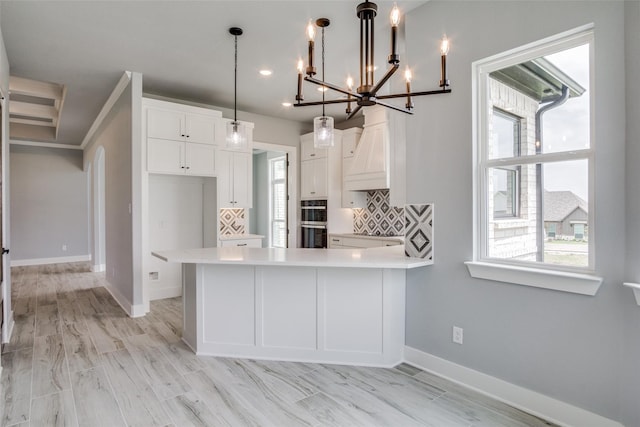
468;24;602;295
268;155;287;248
491;108;522;220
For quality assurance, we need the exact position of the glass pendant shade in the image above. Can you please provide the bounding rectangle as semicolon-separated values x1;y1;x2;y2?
226;120;248;150
313;116;334;148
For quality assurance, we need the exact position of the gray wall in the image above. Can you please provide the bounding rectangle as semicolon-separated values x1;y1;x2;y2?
10;146;89;261
623;1;640;426
84;80;134;303
250;151;268;237
404;1;628;422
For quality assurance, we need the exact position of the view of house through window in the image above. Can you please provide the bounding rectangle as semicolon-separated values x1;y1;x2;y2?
479;32;593;270
269;156;287;248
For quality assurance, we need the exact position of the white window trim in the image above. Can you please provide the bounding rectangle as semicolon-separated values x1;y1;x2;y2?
469;24;602;295
268;155;287;249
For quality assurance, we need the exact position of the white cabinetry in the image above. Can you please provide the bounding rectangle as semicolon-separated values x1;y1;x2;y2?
300;134;329;199
217;150;252;208
219;235;264;248
344;106;406;207
341;128;367;208
328;234;403;249
144;98;221;176
147;107;216;144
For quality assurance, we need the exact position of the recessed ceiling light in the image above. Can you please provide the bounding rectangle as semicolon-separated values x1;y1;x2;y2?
282;102;292;107
259;69;273;76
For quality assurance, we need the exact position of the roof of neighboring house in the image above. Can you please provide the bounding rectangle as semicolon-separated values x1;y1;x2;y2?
544;190;588;222
490;57;586;103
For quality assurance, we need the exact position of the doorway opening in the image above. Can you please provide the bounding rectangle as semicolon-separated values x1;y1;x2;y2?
250;141;298;248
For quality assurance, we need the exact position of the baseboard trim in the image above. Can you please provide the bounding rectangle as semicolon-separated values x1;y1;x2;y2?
91;264;105;273
403;346;622;427
149;285;182;301
102;280;145;318
2;310;14;345
11;255;91;267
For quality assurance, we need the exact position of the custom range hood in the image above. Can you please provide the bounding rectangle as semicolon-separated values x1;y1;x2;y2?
344;106;406;202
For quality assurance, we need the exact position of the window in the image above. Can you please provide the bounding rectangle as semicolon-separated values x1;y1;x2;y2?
468;26;601;295
269;156;287;248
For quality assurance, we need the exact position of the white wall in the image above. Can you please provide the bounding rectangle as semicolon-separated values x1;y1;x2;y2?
404;1;627;422
84;79;134;306
10;146;89;262
147;174;216;300
623;1;640;426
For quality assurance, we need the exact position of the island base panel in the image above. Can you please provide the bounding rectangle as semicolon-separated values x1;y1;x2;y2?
183;264;406;367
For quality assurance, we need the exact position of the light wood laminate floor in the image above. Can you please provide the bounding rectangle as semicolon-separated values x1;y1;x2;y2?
1;263;557;427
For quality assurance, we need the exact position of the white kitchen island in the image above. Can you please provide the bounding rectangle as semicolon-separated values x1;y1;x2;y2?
152;246;430;367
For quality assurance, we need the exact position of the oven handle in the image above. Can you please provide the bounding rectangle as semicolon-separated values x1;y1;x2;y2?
301;206;327;210
301;224;327;229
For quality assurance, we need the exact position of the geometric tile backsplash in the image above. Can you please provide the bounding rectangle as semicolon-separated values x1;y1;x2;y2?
353;190;405;236
219;208;246;235
404;203;434;260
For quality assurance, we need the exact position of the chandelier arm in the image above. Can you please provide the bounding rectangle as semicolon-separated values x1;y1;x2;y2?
374;99;414;115
346;104;363;120
376;88;452;99
293;98;355;107
304;76;363;99
369;63;399;97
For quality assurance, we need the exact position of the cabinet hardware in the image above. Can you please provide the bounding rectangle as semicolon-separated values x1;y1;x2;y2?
181;134;185;137
332;239;339;242
310;153;316;157
237;243;247;246
311;191;316;194
181;166;185;169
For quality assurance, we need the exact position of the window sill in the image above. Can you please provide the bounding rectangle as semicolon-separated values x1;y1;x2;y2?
464;261;602;296
623;282;640;305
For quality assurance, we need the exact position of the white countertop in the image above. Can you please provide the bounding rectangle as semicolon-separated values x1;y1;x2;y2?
218;234;265;241
152;245;431;269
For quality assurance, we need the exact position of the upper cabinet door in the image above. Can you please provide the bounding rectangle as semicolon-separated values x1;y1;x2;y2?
185;113;216;145
185;143;216;176
300;136;327;161
147;108;184;141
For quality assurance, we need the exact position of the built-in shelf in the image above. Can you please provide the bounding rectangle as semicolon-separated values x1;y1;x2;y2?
623;282;640;306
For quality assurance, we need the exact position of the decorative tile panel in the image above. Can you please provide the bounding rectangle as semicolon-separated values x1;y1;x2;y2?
353;190;404;236
404;203;433;260
219;208;246;235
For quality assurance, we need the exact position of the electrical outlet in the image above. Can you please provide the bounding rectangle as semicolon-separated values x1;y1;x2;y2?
453;326;463;344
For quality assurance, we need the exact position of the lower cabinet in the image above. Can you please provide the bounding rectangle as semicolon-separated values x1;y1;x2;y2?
147;138;215;176
329;235;403;249
220;238;262;248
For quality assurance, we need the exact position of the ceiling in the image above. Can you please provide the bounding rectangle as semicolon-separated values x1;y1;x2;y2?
0;1;428;147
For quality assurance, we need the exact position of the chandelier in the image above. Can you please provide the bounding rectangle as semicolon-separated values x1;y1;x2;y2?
294;1;451;121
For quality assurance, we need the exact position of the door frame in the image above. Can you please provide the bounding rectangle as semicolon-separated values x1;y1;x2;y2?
1;87;13;349
252;141;298;249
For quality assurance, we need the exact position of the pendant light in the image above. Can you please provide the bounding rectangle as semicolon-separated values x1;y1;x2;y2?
312;18;334;148
226;27;248;150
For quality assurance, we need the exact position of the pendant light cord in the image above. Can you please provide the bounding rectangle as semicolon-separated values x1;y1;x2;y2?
234;34;238;123
321;26;326;117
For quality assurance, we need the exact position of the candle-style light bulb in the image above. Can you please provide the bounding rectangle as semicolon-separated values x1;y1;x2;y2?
306;20;316;76
346;76;354;90
404;67;413;110
296;59;304;102
390;3;400;27
307;20;316;41
388;3;400;64
439;35;450;88
440;36;450;56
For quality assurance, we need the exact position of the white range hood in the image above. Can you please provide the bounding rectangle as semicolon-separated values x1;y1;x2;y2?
344;106;406;206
